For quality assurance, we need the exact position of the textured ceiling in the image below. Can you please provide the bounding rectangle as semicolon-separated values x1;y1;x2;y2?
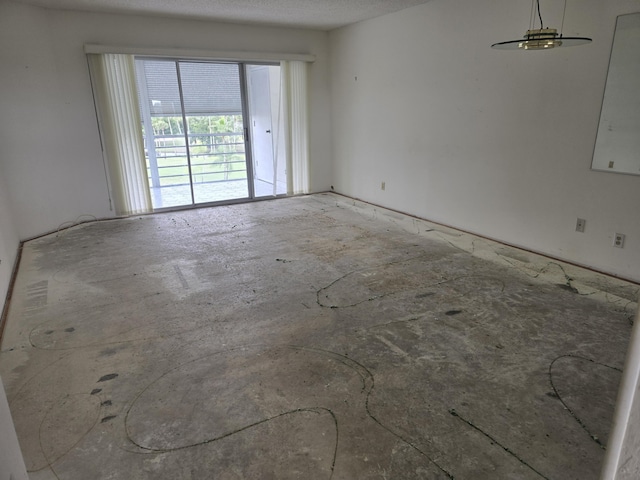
10;0;434;30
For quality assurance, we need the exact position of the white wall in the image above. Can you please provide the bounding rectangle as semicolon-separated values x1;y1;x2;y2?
0;2;332;241
0;172;19;317
329;0;640;282
0;376;29;480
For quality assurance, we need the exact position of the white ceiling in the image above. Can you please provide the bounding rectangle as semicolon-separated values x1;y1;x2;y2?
10;0;434;30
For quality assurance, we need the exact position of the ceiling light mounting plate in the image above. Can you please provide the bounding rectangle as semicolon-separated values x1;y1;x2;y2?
491;0;592;51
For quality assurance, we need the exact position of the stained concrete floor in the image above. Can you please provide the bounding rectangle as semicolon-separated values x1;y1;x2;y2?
0;193;638;480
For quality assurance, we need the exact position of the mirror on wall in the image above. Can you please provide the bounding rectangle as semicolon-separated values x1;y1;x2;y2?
592;12;640;176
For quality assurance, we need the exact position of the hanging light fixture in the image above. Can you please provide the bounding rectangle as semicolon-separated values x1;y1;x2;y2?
491;0;592;50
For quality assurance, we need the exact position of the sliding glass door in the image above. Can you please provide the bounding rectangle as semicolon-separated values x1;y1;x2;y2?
181;62;250;205
135;59;283;210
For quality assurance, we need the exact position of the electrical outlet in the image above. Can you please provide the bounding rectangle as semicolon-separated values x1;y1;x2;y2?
381;182;386;191
613;233;625;248
575;218;586;233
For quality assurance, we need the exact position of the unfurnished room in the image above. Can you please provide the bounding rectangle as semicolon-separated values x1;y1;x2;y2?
0;1;639;479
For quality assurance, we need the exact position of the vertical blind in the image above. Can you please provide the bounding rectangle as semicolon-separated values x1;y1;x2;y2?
282;61;310;196
88;54;153;215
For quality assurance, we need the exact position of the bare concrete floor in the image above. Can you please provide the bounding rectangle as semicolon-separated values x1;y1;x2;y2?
0;193;638;479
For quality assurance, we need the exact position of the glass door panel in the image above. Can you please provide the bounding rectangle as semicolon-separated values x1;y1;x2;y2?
178;62;249;204
136;59;193;209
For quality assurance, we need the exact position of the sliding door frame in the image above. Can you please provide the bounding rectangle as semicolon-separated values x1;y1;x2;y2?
136;57;281;213
174;61;196;206
239;63;256;201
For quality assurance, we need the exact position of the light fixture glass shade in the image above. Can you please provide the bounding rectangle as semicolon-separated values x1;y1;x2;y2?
492;27;592;50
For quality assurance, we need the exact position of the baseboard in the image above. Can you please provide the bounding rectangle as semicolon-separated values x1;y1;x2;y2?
0;243;24;346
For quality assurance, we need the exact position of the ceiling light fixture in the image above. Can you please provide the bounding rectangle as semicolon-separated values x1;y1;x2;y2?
491;0;592;50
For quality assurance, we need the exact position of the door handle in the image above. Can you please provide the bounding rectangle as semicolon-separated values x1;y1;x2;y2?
266;130;271;133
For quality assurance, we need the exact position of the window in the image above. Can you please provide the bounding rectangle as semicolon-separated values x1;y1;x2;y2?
88;52;310;216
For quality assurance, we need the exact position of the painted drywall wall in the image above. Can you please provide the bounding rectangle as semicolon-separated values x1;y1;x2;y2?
0;376;29;480
0;2;331;241
329;0;640;282
0;2;112;242
0;173;19;317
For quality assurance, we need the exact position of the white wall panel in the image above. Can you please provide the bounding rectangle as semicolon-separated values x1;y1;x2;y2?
329;0;640;282
0;377;28;480
0;173;19;317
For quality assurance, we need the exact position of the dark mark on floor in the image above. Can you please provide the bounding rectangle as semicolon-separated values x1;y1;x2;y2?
45;330;54;335
445;310;462;316
174;265;190;290
449;409;549;479
365;384;454;478
90;389;102;395
415;292;435;299
101;400;112;407
548;354;621;449
368;316;425;331
101;415;117;423
122;345;340;479
125;363;339;476
316;254;434;309
64;327;75;333
123;344;452;478
557;284;579;294
98;373;119;383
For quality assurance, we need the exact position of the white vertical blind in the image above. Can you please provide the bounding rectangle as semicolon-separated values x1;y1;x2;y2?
281;61;310;195
88;54;152;215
